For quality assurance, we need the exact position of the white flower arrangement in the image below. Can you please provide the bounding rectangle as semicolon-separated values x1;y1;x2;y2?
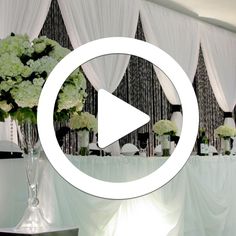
0;33;87;123
215;125;236;139
69;112;97;132
153;119;177;136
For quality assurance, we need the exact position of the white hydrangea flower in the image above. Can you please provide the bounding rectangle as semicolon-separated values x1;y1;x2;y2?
0;100;12;112
0;34;33;57
27;56;58;76
57;83;87;112
153;120;177;136
0;53;32;78
0;78;19;92
69;112;97;132
33;42;46;54
49;45;70;61
10;80;42;108
215;125;236;138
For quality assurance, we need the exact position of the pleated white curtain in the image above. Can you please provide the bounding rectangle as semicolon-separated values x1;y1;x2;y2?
201;23;236;128
58;0;140;155
0;0;51;41
0;0;52;143
140;1;200;136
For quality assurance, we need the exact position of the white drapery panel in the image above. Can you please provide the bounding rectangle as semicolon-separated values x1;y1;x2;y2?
58;0;140;155
140;1;200;136
58;0;140;92
201;23;236;128
0;0;51;143
0;0;51;41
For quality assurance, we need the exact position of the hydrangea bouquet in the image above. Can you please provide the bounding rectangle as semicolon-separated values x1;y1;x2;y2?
69;112;97;132
215;125;236;155
153;119;177;157
215;125;236;139
153;119;177;136
69;112;97;156
0;33;87;124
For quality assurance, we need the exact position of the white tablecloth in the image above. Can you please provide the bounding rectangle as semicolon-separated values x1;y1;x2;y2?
0;155;236;236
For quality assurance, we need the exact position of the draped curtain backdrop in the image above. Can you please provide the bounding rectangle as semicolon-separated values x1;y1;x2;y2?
201;23;236;128
0;0;52;143
58;0;140;155
140;1;200;136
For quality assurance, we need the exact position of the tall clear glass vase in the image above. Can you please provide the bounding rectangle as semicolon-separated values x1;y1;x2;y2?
16;120;50;231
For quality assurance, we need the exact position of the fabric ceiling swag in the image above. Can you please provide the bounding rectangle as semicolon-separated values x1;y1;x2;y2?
140;0;200;136
0;0;52;143
201;22;236;128
58;0;140;155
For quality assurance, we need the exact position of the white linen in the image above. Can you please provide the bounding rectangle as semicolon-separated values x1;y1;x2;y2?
201;23;236;128
140;1;200;135
0;0;51;143
1;155;236;236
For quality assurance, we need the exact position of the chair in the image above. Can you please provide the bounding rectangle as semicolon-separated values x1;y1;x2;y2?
0;140;22;159
208;145;218;155
121;143;139;156
153;145;162;156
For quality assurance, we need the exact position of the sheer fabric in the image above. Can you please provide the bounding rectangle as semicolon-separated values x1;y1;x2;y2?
140;1;200;135
0;0;51;41
201;23;236;128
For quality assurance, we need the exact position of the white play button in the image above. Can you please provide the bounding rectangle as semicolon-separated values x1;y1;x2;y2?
98;89;150;148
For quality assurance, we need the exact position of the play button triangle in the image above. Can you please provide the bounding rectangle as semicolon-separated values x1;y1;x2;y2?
98;89;150;148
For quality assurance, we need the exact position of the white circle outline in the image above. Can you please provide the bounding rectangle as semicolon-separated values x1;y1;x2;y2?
37;37;199;199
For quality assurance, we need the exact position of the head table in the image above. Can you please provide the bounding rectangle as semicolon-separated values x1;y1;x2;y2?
0;155;236;236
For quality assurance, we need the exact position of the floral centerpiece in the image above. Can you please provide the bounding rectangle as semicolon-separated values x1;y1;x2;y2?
153;119;177;156
0;33;87;230
0;33;87;124
69;112;97;156
215;125;236;155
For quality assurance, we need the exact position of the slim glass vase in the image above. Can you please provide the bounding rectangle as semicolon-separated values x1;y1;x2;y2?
77;129;89;156
16;120;49;231
220;137;231;156
160;135;171;157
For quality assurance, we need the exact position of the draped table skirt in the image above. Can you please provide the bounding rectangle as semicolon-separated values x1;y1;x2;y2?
0;155;236;236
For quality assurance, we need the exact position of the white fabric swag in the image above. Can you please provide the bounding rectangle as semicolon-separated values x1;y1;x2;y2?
201;23;236;128
0;0;51;41
58;0;140;155
140;1;200;136
0;0;52;143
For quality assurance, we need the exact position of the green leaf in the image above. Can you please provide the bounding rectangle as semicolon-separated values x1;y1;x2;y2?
11;108;36;124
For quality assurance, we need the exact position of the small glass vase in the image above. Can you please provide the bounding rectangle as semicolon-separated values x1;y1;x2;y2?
160;134;171;157
220;137;231;156
77;129;89;156
16;120;50;231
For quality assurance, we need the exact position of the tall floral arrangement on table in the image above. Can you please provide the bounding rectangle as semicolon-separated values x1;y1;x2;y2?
0;33;87;230
69;112;97;156
153;119;177;156
0;33;87;124
215;125;236;155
